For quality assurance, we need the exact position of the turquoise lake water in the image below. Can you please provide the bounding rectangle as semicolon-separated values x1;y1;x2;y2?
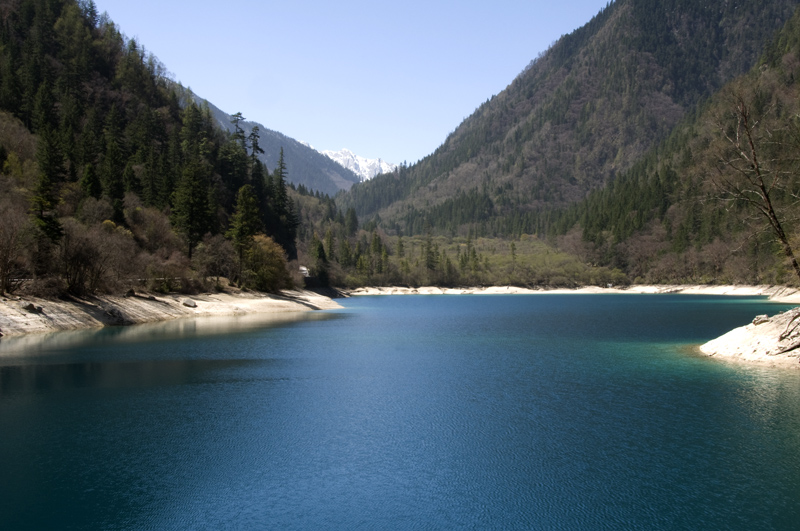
1;294;799;529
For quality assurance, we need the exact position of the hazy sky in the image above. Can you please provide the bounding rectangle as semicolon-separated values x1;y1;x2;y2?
95;0;611;164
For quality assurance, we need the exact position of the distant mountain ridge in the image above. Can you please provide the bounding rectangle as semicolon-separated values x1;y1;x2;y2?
183;92;361;196
320;148;397;181
339;0;800;236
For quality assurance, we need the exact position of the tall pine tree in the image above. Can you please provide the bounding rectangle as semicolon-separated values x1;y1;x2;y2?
172;160;212;259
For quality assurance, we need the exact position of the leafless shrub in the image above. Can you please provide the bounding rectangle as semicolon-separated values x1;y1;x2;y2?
0;195;34;294
58;218;141;295
192;233;236;288
78;197;114;225
59;218;106;296
0;111;36;162
124;199;182;257
144;250;191;293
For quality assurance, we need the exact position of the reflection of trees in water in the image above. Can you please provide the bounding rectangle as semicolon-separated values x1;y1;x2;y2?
0;311;337;359
0;359;259;396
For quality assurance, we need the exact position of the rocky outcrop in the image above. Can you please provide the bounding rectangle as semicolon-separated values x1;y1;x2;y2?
700;307;800;368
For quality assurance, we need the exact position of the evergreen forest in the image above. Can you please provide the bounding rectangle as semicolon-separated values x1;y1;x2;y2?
3;0;800;295
0;0;307;296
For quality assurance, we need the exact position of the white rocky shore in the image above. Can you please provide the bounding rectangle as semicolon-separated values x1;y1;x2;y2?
346;284;800;301
3;284;799;368
0;289;341;338
700;307;800;368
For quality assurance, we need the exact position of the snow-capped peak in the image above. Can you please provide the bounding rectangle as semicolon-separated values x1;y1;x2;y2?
321;148;397;181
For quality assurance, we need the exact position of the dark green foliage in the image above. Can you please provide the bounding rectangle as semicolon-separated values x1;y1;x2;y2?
0;0;304;294
227;184;262;279
171;160;213;259
79;162;100;198
31;125;64;240
244;235;293;293
264;148;299;259
344;207;358;236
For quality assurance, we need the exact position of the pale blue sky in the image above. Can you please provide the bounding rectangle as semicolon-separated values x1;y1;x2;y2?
96;0;611;164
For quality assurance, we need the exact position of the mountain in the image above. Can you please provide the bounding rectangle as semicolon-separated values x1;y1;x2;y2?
339;0;799;237
186;93;361;196
541;3;800;285
0;0;305;294
320;148;397;181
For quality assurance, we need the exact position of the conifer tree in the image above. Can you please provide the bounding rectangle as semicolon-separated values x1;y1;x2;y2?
324;227;335;262
79;162;101;199
344;207;358;236
32;82;55;133
230;112;246;149
101;105;125;223
309;232;329;286
227;184;263;278
267;148;298;259
273;148;290;217
32;127;65;241
219;138;248;202
248;125;264;165
251;159;267;215
172;160;212;259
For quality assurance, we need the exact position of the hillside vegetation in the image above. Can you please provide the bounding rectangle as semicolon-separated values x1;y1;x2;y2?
0;0;300;296
320;0;800;287
339;0;796;236
3;0;800;294
544;6;800;285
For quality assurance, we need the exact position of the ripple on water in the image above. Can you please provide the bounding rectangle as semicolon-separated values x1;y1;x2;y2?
1;294;800;529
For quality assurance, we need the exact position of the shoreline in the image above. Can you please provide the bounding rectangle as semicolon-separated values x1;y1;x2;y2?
345;284;800;369
345;284;800;303
0;289;342;338
3;284;799;369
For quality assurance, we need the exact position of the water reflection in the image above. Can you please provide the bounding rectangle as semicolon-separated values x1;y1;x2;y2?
0;311;341;361
0;359;265;396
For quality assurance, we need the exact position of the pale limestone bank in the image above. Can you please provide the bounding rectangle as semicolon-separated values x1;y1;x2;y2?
700;307;800;369
346;284;800;301
0;290;341;338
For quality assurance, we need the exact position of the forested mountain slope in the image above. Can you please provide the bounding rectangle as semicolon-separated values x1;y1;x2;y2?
339;0;799;237
543;4;800;285
190;92;361;196
0;0;300;295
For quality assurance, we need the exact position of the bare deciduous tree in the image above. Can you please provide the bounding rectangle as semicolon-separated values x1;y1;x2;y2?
0;196;33;294
711;86;800;283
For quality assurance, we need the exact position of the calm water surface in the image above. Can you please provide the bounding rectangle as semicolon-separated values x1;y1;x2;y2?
1;294;799;529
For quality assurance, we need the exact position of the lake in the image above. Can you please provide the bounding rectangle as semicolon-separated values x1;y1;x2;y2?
1;294;799;529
